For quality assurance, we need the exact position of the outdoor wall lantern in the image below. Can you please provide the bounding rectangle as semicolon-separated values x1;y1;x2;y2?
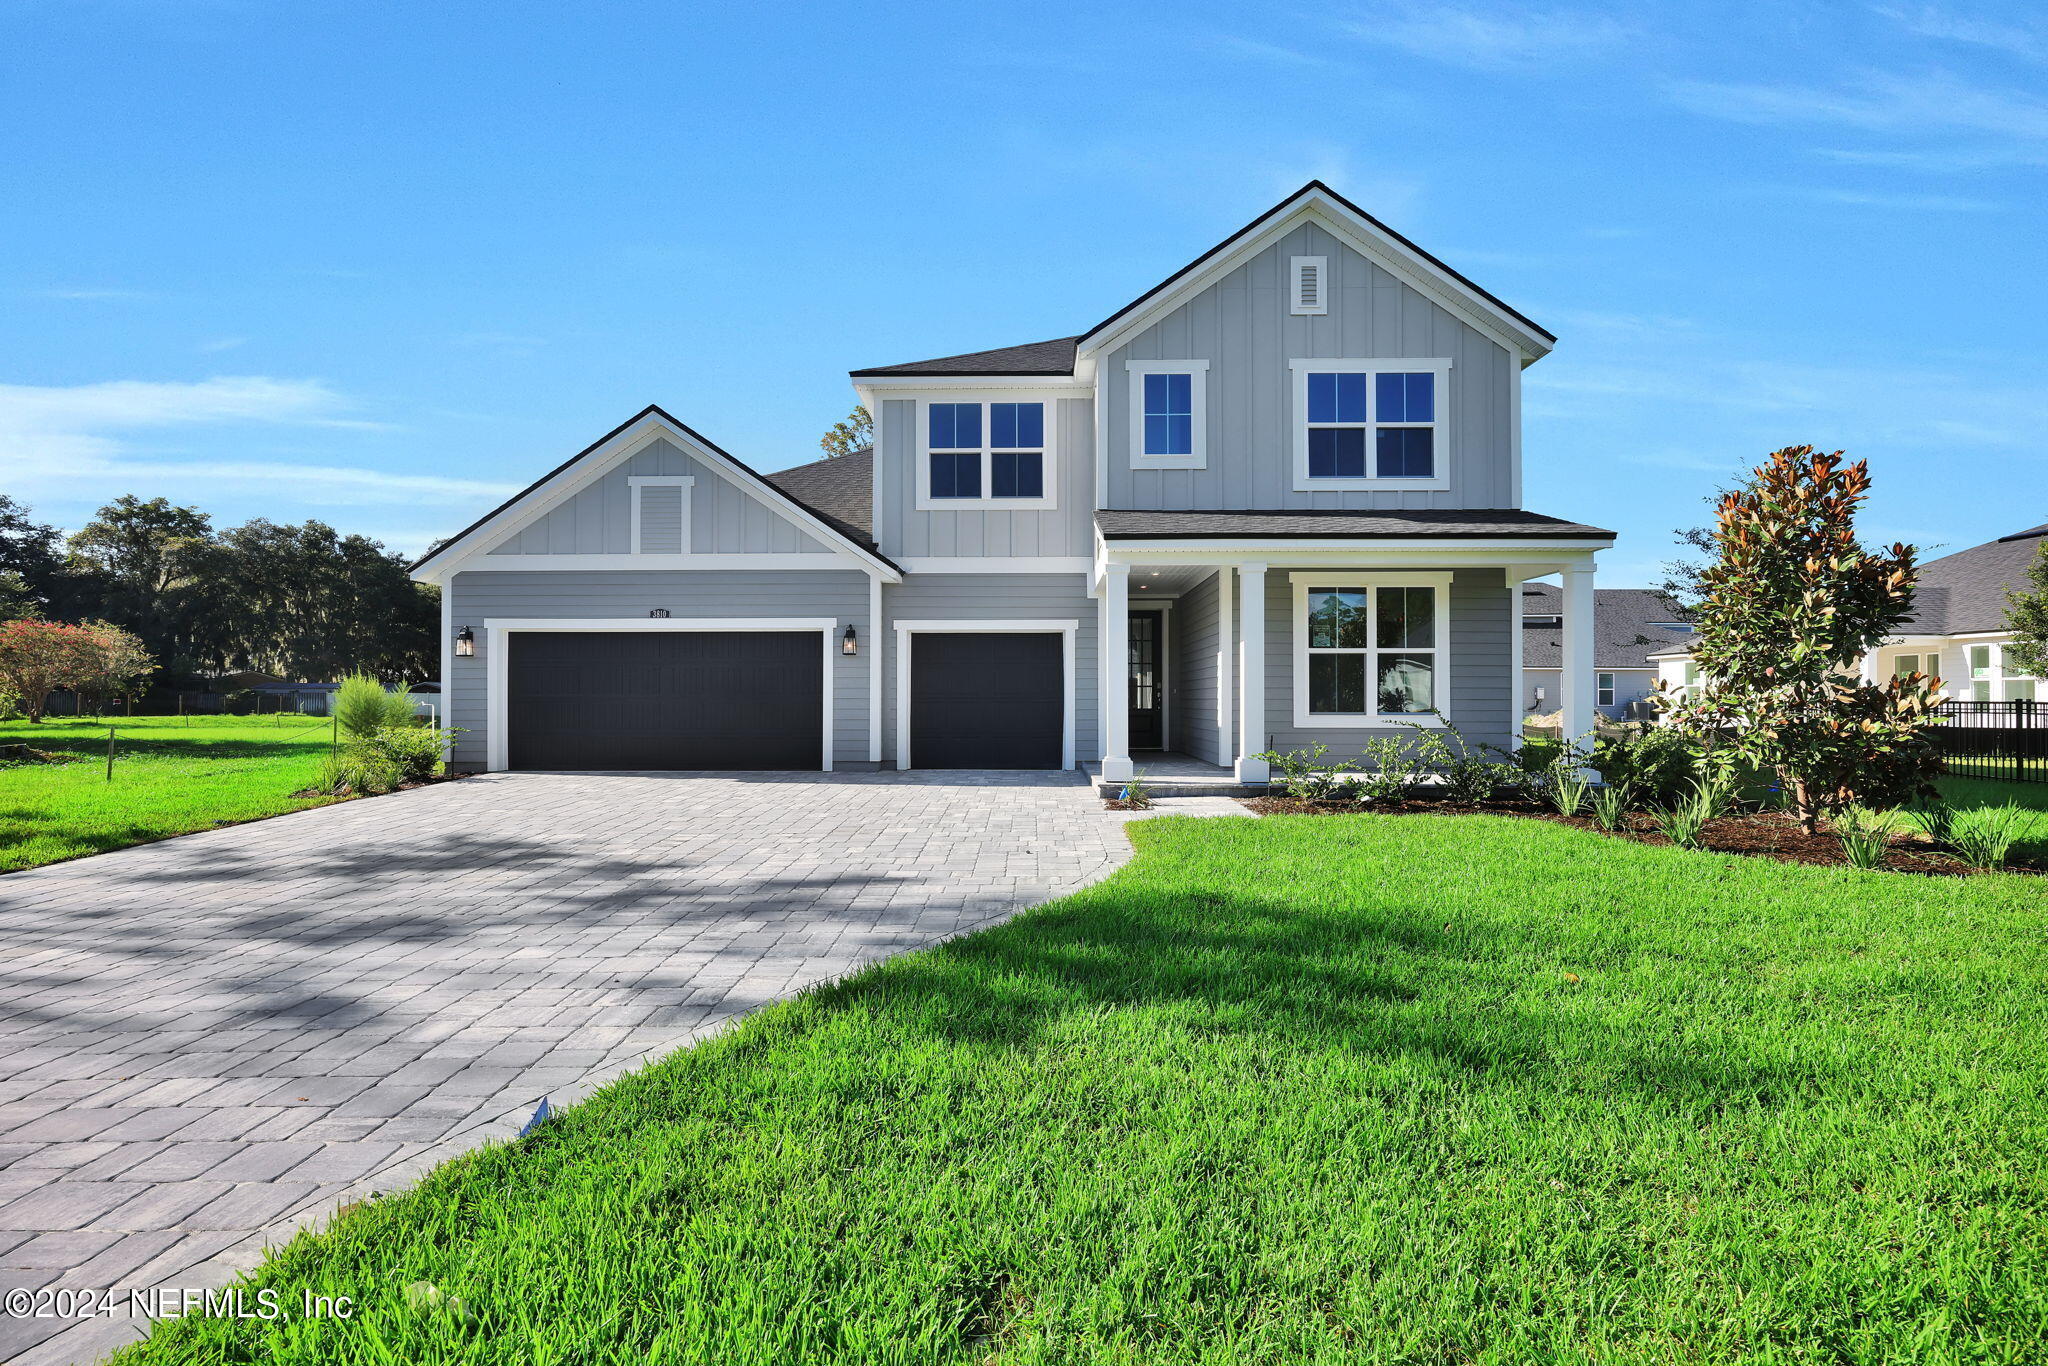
841;624;859;656
454;625;475;657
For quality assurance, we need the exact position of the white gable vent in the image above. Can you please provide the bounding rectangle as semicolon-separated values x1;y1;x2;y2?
1290;255;1327;315
629;475;694;554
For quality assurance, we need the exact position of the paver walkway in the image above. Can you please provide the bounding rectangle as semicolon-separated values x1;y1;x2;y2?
0;770;1140;1364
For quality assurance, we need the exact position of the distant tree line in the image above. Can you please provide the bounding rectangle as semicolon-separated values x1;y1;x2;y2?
0;492;438;688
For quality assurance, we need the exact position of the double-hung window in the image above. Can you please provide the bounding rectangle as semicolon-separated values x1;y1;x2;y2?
1292;573;1450;727
920;399;1053;508
1969;644;1994;701
1597;672;1616;708
1290;359;1451;491
1126;360;1208;469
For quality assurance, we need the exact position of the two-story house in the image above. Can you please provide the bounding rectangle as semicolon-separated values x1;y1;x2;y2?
410;183;1614;780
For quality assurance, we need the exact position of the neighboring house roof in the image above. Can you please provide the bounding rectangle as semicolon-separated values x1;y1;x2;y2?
1520;585;1695;670
849;180;1555;378
848;337;1080;379
409;406;901;580
1901;523;2048;635
764;448;874;539
1094;508;1613;540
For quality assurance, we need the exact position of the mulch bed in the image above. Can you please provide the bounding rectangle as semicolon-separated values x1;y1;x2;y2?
1239;795;2043;877
288;772;471;800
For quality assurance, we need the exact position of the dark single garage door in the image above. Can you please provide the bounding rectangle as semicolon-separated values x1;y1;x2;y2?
909;632;1063;769
508;631;821;771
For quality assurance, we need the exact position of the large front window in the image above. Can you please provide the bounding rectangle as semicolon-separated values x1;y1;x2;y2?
922;400;1050;507
1293;574;1449;726
1291;359;1450;490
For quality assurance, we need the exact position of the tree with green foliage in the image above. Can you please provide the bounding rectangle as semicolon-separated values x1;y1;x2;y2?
819;405;871;458
2001;537;2048;680
65;495;213;670
0;619;104;722
1664;446;1943;833
0;494;68;616
334;671;417;739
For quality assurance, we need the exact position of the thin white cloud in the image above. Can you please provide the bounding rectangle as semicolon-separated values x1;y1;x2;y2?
1670;68;2048;143
1876;5;2048;64
198;336;249;354
1338;3;1634;70
0;376;514;508
1197;34;1330;67
32;287;154;302
1813;144;2048;172
1796;186;2001;211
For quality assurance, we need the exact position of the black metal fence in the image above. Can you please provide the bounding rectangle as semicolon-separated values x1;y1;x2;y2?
1933;699;2048;783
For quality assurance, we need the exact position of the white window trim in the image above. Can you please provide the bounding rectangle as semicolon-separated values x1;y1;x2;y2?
627;475;695;554
1289;571;1453;729
913;395;1057;511
892;619;1077;770
1125;360;1209;470
1288;358;1452;493
1289;255;1328;315
481;617;838;774
1596;672;1616;708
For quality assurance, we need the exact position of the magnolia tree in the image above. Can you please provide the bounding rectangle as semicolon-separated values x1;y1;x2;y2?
1664;446;1943;832
0;619;156;721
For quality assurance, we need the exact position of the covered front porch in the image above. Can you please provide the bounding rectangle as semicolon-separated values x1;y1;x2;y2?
1087;510;1614;784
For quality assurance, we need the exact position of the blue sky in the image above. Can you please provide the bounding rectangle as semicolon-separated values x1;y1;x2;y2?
3;1;2043;584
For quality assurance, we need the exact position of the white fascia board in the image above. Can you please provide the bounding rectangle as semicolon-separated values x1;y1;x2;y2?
414;411;901;585
853;376;1091;393
456;554;862;572
1076;193;1549;365
1099;539;1611;560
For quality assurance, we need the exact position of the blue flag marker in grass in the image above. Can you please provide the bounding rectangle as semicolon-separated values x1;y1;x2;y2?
519;1098;552;1138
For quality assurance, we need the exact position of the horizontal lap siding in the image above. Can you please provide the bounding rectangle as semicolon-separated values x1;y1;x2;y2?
881;573;1098;766
446;569;871;769
1261;566;1511;760
1173;572;1222;764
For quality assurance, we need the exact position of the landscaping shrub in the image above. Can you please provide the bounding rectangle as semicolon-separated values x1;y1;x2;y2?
316;748;403;797
1589;782;1633;831
1402;719;1521;803
1658;792;1711;849
1356;734;1419;805
1837;825;1891;871
1948;802;2039;872
335;672;416;739
1544;763;1592;817
1589;725;1696;805
1907;799;1957;844
359;724;457;784
1258;743;1357;802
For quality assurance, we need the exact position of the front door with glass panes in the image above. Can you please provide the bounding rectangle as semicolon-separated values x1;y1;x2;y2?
1127;610;1164;750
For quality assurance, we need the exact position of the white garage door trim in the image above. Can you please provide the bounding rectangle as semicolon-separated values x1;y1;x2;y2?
892;619;1078;771
484;617;838;773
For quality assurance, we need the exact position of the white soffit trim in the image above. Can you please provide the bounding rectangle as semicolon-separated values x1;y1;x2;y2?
1077;190;1551;363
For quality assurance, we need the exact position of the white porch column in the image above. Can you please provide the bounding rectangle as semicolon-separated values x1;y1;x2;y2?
1506;565;1529;749
1561;562;1597;747
1215;565;1234;766
1101;563;1133;782
1235;562;1268;782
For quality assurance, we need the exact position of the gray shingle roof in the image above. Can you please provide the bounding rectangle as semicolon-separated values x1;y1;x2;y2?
849;336;1080;378
1520;585;1695;670
1904;524;2048;634
1094;508;1614;540
764;448;874;540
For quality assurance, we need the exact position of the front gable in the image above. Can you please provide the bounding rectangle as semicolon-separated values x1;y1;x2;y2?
411;407;901;583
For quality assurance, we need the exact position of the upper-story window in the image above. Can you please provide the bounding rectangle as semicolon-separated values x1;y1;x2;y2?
1125;360;1208;470
918;399;1054;509
1289;358;1451;492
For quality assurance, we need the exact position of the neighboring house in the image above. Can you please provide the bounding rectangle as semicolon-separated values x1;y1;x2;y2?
409;182;1615;778
1521;585;1693;720
1652;523;2048;704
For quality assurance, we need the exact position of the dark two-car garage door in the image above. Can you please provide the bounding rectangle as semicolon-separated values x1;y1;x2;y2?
508;631;821;771
909;632;1063;769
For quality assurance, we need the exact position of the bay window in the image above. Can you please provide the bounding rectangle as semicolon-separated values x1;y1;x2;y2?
1291;572;1451;727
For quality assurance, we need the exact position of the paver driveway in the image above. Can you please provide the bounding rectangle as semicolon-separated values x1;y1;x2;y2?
0;770;1138;1364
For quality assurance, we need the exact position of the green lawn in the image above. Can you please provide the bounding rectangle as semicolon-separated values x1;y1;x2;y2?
124;814;2048;1365
0;714;340;872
